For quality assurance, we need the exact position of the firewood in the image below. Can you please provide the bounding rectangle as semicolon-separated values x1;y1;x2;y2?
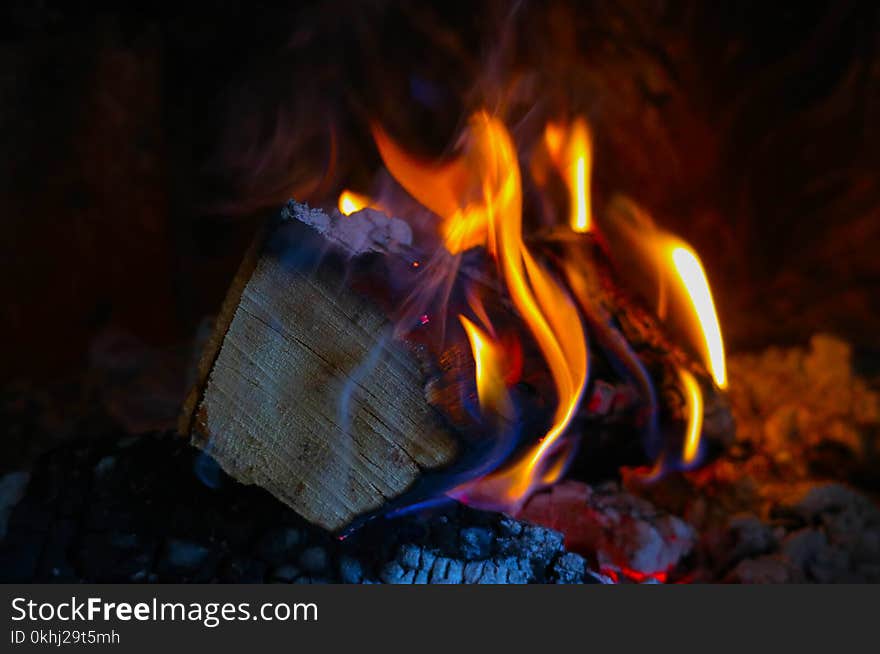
179;202;460;532
181;200;734;533
537;227;734;466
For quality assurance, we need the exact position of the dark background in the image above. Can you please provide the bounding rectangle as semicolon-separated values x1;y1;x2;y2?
2;0;878;384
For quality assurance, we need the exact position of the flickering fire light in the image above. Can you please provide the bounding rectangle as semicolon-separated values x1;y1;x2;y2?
670;245;727;389
372;112;588;508
678;367;703;465
338;189;375;216
336;107;726;507
544;118;593;232
458;314;513;420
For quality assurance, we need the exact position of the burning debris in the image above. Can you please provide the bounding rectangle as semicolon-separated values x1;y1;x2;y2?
620;335;880;582
517;480;696;581
182;106;735;539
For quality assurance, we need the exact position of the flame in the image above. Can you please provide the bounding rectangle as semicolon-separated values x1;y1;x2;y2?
372;123;487;253
458;315;513;420
677;367;703;465
670;245;727;389
545;118;593;232
599;197;726;392
374;111;588;507
338;189;376;216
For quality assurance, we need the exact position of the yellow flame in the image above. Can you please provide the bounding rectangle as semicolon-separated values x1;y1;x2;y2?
372;123;486;253
338;190;375;216
670;245;727;389
678;368;703;464
459;315;512;419
544;118;593;232
599;198;727;391
374;111;588;506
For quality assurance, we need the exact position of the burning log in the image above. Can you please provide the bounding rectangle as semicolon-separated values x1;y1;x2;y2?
181;199;734;534
541;224;735;471
180;202;463;532
180;200;574;532
181;109;736;535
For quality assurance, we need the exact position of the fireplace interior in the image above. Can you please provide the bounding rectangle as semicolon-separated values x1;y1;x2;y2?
1;0;879;584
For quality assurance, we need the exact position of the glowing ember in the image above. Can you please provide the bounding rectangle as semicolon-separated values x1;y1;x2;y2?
670;245;727;389
338;189;375;216
545;118;593;232
602;567;670;584
677;367;704;465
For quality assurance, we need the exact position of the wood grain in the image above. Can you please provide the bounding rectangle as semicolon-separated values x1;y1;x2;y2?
181;211;458;532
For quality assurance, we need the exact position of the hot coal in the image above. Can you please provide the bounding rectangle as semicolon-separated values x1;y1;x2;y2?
517;480;696;579
620;334;880;582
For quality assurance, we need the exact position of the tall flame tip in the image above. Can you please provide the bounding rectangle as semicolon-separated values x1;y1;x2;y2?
670;245;727;390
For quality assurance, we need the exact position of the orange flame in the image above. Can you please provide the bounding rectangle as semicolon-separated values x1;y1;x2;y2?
600;198;726;391
338;189;376;216
545;118;593;232
458;315;513;420
600;199;725;475
677;367;703;464
372;123;488;253
669;244;727;389
374;111;588;507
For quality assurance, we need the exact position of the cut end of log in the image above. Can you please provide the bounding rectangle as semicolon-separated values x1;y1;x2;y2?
180;203;458;532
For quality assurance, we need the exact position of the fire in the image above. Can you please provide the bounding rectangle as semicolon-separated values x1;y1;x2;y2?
458;315;513;420
338;189;375;216
545;118;593;232
372;123;487;253
374;111;588;508
598;197;726;393
677;367;703;464
351;105;725;502
670;244;727;389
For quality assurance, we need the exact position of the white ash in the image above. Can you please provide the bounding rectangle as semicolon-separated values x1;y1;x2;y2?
282;201;412;255
718;484;880;583
727;333;879;473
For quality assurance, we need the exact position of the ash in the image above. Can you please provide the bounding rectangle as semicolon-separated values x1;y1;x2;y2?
616;333;880;582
